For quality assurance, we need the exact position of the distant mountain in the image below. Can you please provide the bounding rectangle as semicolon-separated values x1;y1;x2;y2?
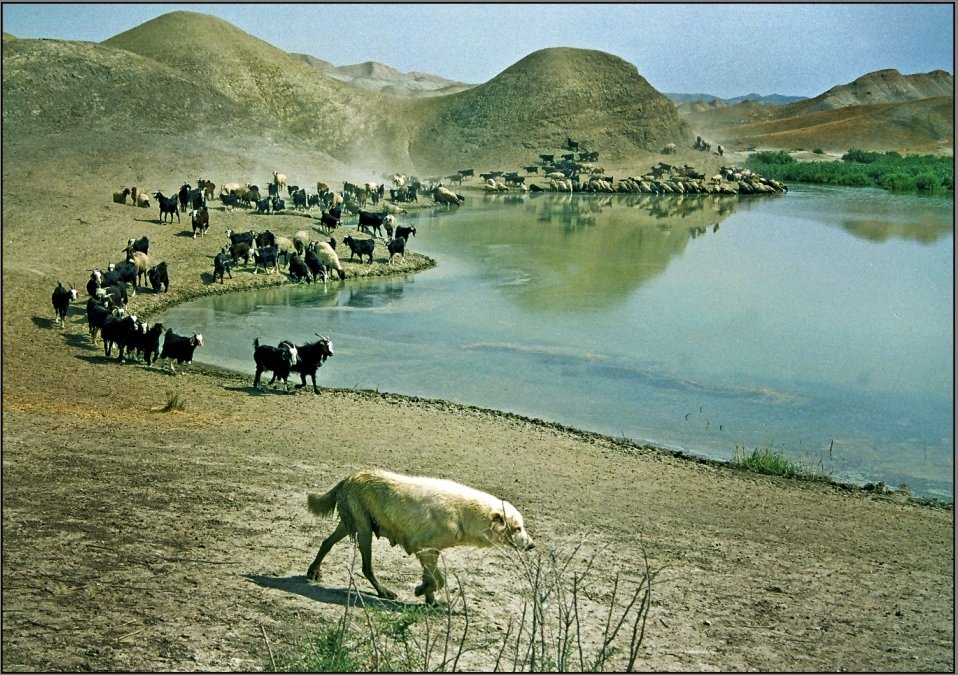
667;92;806;106
291;54;475;97
682;69;954;154
784;69;954;114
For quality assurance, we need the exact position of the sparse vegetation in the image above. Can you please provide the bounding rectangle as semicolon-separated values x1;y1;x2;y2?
268;542;656;672
160;390;185;412
731;444;831;482
747;149;954;192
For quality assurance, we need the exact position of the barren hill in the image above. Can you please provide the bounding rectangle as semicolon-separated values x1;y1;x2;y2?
292;55;475;98
3;14;694;178
789;68;954;114
683;69;954;154
406;47;693;170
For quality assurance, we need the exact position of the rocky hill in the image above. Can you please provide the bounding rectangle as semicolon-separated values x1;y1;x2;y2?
787;68;954;114
4;11;695;178
406;47;692;170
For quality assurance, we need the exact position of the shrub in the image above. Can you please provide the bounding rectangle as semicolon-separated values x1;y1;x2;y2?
731;445;830;481
750;150;795;165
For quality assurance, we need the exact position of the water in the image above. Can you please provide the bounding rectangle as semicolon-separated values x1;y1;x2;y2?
160;186;955;500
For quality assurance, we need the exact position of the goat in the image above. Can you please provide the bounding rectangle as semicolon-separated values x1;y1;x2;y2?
226;229;256;246
213;248;233;283
178;183;192;212
86;295;116;344
387;236;406;263
253;245;279;274
191;206;209;238
357;210;395;238
343;235;375;264
129;320;165;366
113;187;131;204
293;230;311;255
148;261;169;292
127;235;149;256
229;241;252;266
123;246;150;289
282;334;334;394
153;191;180;223
101;312;140;362
51;281;78;327
252;337;299;392
394;225;416;242
159;329;204;373
287;253;312;283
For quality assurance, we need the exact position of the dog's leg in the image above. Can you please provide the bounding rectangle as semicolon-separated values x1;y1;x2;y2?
307;521;349;581
356;528;396;600
414;548;444;605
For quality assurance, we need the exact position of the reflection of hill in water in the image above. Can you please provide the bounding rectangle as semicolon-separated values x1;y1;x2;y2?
471;192;750;312
838;216;953;244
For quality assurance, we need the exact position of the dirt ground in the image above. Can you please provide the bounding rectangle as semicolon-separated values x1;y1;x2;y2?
1;144;954;672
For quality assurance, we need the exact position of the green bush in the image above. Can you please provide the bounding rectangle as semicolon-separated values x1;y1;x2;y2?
747;150;953;193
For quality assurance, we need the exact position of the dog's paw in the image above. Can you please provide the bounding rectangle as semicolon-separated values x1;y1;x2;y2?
306;566;321;581
378;587;397;600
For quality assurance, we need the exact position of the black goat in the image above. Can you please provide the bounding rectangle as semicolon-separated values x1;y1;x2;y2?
128;235;149;255
287;253;312;283
304;244;326;282
213;249;233;283
129;320;165;366
252;337;299;392
153;191;180;223
226;229;256;246
394;225;416;242
51;281;78;327
229;241;252;266
148;261;170;292
255;230;276;248
292;189;308;211
178;183;192;212
101;312;140;362
282;334;334;394
256;197;272;214
253;246;279;274
357;210;394;238
86;296;116;344
343;235;375;263
387;236;406;263
318;209;340;233
159;329;204;373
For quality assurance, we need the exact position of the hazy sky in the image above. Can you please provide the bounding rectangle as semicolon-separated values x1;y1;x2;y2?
2;3;953;98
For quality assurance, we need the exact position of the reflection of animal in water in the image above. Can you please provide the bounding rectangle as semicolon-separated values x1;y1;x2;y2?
306;469;535;605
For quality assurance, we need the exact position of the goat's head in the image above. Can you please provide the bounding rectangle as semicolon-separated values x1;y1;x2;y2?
191;333;204;347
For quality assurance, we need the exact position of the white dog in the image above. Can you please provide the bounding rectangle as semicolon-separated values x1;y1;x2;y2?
306;469;534;604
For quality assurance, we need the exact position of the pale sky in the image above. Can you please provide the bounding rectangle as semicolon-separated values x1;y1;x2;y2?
2;3;953;99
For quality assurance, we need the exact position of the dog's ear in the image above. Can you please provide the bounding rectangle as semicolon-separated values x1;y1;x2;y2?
490;512;506;532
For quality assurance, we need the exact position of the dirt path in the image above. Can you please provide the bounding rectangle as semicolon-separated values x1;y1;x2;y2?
2;145;953;671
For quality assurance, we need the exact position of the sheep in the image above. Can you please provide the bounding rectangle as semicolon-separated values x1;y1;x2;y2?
113;188;131;204
272;171;287;193
432;185;462;207
51;281;78;327
310;241;346;281
293;229;311;255
273;235;296;265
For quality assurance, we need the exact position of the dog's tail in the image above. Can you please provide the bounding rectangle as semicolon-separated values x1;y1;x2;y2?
307;481;342;518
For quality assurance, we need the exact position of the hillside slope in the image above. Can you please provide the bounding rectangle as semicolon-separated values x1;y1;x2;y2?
407;47;692;171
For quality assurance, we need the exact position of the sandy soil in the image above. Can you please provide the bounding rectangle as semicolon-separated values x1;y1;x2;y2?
1;150;953;672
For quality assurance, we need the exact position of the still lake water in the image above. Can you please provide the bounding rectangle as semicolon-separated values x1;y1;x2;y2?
160;186;954;499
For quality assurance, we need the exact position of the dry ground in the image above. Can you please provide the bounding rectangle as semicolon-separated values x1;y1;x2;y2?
1;140;953;672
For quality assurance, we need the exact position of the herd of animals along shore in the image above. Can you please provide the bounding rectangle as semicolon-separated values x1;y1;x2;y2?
53;145;787;399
